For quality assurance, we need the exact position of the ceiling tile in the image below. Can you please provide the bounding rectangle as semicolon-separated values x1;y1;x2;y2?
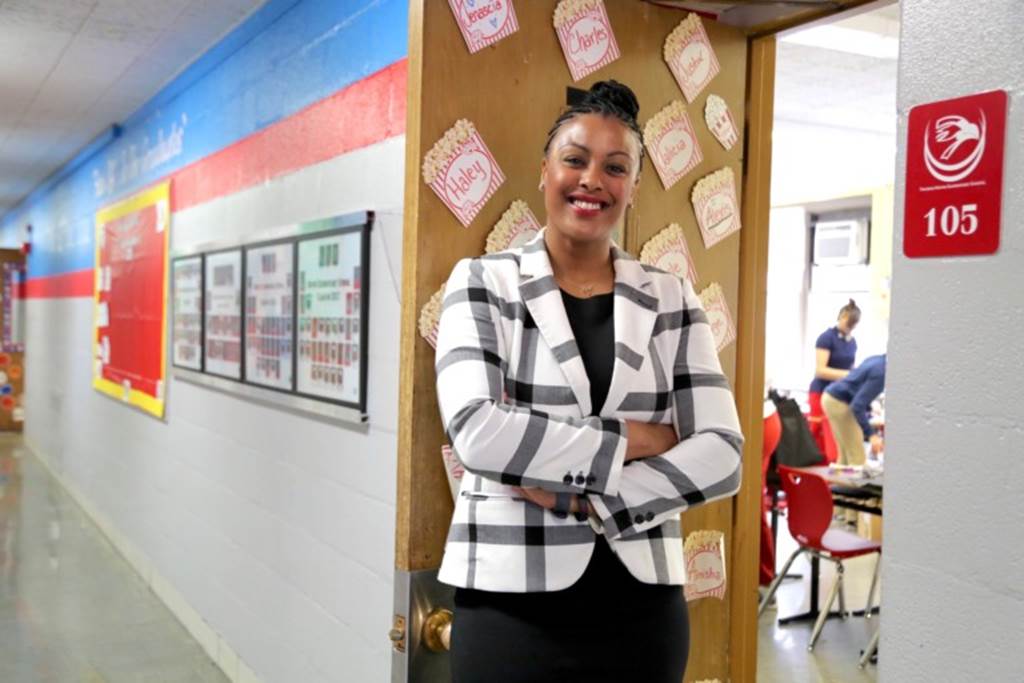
0;0;263;217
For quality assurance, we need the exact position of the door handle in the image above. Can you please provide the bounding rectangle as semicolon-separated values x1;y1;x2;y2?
421;607;453;652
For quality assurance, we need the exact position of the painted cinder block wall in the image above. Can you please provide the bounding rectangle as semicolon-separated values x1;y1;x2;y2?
0;1;408;681
882;1;1024;680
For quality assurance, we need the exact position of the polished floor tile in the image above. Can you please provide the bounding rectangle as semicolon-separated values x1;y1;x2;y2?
758;515;881;682
0;428;886;682
0;435;228;683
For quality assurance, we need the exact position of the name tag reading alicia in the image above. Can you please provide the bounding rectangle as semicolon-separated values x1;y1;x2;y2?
644;100;704;191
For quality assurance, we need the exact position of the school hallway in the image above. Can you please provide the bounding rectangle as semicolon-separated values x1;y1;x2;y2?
0;435;226;682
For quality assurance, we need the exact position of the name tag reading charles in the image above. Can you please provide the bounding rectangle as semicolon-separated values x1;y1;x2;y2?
553;0;621;82
423;119;506;228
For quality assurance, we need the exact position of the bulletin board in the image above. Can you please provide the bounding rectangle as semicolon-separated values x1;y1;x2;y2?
92;182;170;419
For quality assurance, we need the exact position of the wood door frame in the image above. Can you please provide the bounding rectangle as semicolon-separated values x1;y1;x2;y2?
396;0;450;573
729;34;775;682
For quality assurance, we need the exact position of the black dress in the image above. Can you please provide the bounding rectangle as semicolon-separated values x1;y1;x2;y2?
450;290;690;683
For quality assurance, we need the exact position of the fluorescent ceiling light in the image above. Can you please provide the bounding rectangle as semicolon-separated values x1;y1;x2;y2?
781;25;899;60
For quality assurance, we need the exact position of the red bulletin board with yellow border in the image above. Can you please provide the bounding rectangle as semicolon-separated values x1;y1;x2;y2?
92;182;170;419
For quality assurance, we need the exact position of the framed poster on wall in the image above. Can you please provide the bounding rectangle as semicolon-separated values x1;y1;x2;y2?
244;241;294;391
295;224;368;409
204;249;243;380
92;182;170;419
172;256;203;370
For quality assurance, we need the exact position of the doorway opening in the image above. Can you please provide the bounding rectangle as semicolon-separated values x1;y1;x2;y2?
757;3;898;680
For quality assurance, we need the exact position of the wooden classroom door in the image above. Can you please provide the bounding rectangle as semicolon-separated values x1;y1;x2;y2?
394;3;774;681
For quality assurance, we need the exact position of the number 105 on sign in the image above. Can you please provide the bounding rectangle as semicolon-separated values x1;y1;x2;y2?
903;90;1006;258
924;203;978;238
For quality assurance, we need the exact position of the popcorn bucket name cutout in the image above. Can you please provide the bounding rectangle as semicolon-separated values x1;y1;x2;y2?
640;223;699;286
449;0;520;54
418;286;445;349
665;14;720;103
424;120;505;227
486;200;542;253
691;167;741;249
645;101;703;190
554;0;620;82
698;282;737;353
684;530;727;602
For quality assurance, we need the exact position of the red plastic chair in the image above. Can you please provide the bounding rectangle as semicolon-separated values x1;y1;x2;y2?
759;411;782;586
758;465;882;651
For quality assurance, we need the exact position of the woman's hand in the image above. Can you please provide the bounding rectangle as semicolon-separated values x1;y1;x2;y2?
624;421;678;461
515;487;579;513
515;420;678;507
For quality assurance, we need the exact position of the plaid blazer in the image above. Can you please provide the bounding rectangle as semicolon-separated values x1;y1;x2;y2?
435;230;743;592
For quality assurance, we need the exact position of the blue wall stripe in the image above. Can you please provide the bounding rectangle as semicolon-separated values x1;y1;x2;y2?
1;0;407;279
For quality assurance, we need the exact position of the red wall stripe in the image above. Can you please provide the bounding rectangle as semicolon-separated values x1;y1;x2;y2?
26;58;408;299
25;270;93;299
171;58;407;213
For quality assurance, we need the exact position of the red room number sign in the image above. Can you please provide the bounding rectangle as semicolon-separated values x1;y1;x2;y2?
903;90;1007;258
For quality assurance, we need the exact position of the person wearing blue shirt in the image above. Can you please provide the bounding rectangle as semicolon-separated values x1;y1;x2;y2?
807;300;860;456
823;354;886;467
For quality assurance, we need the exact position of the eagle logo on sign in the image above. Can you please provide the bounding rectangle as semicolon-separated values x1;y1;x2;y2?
924;111;986;183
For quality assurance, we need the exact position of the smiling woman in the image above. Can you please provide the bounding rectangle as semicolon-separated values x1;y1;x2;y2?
435;80;744;683
540;81;644;294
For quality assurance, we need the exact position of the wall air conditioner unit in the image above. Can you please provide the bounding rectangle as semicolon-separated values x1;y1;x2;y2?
812;217;869;266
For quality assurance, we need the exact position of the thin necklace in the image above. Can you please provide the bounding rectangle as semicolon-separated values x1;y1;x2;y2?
554;264;612;298
566;280;597;297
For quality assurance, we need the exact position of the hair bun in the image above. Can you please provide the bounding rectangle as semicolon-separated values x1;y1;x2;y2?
848;298;857;306
585;80;640;121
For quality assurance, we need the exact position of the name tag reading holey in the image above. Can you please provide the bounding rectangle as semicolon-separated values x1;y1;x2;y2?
904;90;1007;258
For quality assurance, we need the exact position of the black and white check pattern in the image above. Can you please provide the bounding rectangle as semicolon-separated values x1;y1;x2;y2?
435;230;743;591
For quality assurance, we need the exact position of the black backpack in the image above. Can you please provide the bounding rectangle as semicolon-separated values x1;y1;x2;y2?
768;390;825;469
